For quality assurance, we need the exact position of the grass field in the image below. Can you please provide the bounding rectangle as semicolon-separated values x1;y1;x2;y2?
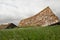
0;25;60;40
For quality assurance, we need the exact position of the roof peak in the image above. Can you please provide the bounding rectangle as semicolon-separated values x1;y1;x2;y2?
44;6;50;9
0;23;13;25
46;6;50;8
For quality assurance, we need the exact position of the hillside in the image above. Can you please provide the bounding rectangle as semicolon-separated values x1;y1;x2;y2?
0;25;60;40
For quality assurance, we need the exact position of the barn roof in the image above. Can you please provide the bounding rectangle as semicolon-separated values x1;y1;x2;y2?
19;6;59;27
0;23;17;29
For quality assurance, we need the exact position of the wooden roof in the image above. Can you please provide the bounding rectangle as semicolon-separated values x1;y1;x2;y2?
0;23;17;29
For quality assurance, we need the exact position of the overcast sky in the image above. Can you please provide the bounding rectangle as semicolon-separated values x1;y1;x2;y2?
0;0;60;25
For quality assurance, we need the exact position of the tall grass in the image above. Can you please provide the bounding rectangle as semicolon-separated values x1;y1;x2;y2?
0;25;60;40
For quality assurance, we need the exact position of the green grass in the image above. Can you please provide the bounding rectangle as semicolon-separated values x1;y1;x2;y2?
0;25;60;40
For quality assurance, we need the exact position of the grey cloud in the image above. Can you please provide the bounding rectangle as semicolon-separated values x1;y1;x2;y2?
0;2;18;8
0;17;21;25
